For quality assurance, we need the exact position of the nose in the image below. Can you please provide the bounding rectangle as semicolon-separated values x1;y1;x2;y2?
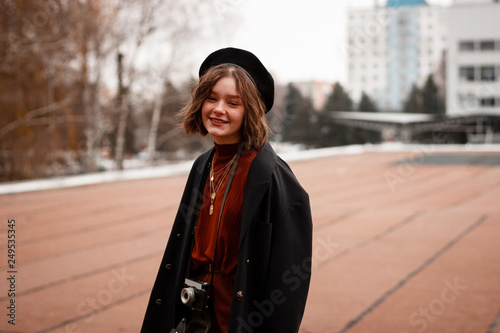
213;101;225;114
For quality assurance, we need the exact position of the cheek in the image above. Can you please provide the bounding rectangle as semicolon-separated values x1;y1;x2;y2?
201;103;210;119
236;110;245;126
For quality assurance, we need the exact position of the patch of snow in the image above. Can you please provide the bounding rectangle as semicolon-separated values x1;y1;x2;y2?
1;142;500;195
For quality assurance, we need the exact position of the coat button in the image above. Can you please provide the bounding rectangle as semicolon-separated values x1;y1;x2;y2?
165;264;173;271
236;290;244;300
246;259;250;264
177;233;182;239
155;298;163;306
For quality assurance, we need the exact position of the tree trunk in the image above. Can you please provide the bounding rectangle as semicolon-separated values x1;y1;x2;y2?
146;88;164;165
115;52;127;170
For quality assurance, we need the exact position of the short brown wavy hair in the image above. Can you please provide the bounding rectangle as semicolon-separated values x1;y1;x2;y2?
180;64;269;150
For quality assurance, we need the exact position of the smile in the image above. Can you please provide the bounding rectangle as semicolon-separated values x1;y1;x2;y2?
210;118;228;124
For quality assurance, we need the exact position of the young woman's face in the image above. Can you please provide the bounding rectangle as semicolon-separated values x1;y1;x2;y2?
202;76;245;145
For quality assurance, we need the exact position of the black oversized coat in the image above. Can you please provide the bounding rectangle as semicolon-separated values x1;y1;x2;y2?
141;142;313;333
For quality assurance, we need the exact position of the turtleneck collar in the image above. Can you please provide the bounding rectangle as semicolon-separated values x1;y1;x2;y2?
214;142;240;158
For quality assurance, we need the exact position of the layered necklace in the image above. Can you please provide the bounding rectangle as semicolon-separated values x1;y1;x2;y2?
209;153;238;216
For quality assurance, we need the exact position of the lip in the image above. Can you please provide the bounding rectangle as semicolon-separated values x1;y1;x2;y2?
209;117;229;126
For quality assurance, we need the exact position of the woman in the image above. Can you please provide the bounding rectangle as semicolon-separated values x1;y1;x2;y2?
141;47;312;333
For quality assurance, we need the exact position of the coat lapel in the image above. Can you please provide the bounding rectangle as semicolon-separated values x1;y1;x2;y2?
238;142;277;248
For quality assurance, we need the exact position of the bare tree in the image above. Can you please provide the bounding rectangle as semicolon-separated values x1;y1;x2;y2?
0;1;85;180
0;0;241;181
70;1;123;173
143;0;241;164
111;0;163;170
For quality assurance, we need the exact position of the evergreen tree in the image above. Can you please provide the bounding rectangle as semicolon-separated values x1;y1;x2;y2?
282;84;300;141
358;92;378;113
282;84;317;145
403;84;423;113
323;83;354;112
357;92;381;143
319;83;362;147
421;75;444;115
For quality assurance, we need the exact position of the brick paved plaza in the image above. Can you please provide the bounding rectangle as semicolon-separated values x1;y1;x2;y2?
1;148;499;332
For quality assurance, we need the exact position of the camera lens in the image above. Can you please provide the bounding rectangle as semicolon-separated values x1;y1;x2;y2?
180;287;196;305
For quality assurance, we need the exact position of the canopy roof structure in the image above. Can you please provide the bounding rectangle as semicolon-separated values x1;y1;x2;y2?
328;111;500;142
329;111;439;125
386;0;428;6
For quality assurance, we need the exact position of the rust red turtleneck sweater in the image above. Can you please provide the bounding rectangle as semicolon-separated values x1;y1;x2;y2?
191;142;258;333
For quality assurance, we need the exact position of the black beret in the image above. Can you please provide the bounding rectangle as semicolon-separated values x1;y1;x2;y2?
199;47;275;113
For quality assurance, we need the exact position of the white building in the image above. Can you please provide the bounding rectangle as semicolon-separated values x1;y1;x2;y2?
446;0;500;117
347;0;447;111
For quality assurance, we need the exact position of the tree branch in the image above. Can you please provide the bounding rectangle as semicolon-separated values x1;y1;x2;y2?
0;97;75;138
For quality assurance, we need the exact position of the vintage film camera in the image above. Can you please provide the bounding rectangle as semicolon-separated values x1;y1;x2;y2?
174;278;211;333
180;278;210;311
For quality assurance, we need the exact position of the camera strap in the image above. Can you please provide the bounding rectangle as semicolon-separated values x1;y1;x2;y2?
208;142;243;289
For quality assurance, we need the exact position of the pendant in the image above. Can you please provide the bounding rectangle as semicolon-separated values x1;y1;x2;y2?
209;204;214;215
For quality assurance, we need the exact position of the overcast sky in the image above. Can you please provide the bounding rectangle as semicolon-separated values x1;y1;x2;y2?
197;0;453;85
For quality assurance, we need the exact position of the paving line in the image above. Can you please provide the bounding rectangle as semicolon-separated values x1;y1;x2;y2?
337;214;488;333
14;197;164;230
4;194;153;225
20;205;170;245
314;210;362;232
6;224;169;269
0;208;170;273
443;179;500;209
36;288;152;333
390;169;482;206
488;309;500;333
314;211;423;272
0;251;163;301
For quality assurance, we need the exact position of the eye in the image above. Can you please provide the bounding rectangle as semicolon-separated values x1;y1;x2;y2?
207;96;216;101
228;101;239;106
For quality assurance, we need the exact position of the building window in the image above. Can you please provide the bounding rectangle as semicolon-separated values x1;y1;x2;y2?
480;66;496;81
459;41;475;51
398;12;408;25
480;40;495;51
480;98;496;107
459;67;475;81
459;96;476;109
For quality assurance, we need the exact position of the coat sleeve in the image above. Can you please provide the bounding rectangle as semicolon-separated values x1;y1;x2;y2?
263;179;313;332
232;159;313;333
141;152;211;333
